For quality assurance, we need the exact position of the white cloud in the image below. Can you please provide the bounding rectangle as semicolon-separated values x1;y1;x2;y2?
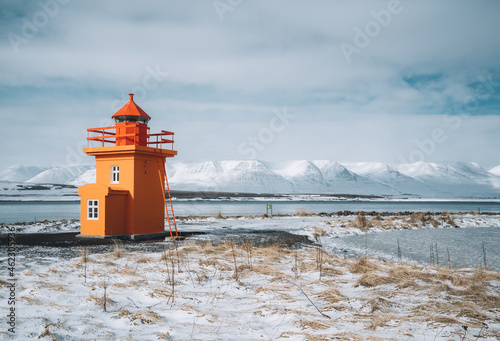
0;0;499;169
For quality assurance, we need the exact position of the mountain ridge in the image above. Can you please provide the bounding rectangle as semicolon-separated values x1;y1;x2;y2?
1;161;500;198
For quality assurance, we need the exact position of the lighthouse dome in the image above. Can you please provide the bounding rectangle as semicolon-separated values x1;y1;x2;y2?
112;93;151;124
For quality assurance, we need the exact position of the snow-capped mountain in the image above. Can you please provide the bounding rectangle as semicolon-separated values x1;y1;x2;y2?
312;161;397;195
67;168;96;187
266;160;326;193
342;162;434;196
0;165;48;182
2;161;500;198
168;160;294;193
397;162;500;197
27;165;94;184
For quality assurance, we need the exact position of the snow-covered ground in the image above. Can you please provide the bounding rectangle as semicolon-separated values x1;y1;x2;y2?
1;214;500;340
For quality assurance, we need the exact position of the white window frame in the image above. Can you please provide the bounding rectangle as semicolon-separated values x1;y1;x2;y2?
87;199;99;220
111;165;119;184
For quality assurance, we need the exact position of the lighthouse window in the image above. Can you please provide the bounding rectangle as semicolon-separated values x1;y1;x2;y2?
111;165;119;184
125;115;139;122
87;200;99;220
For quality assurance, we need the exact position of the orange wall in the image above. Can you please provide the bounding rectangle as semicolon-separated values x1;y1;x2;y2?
79;145;176;236
78;184;109;236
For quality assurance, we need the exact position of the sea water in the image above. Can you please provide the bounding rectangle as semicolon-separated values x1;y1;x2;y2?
323;227;500;271
1;200;500;224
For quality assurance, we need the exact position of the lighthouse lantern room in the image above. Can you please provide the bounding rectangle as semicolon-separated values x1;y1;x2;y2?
78;94;178;240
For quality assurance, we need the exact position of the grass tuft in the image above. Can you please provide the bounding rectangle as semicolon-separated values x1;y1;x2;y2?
352;212;372;230
112;239;124;258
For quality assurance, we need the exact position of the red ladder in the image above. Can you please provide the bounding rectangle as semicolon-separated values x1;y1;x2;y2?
155;148;178;238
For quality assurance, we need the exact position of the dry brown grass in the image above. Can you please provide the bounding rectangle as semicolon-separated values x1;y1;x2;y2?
366;314;394;331
431;315;461;324
297;319;330;330
428;218;440;227
470;268;500;282
383;217;396;225
311;226;328;240
409;212;427;226
408;212;440;227
119;309;130;317
198;258;231;271
457;306;489;321
199;241;231;254
366;297;398;313
253;244;289;261
461;285;500;310
149;288;171;299
136;256;151;264
352;213;372;230
420;267;472;287
369;217;383;228
296;208;313;216
46;283;74;293
255;286;274;294
321;265;344;276
349;257;379;274
213;210;224;219
355;273;394;287
179;241;199;253
112;239;124;258
38;322;58;341
317;288;343;303
154;332;172;340
412;301;453;316
323;332;363;340
87;294;115;307
252;264;288;278
129;310;163;325
79;247;91;264
236;263;251;273
113;279;147;288
439;211;457;226
115;264;140;277
20;295;43;305
387;265;417;285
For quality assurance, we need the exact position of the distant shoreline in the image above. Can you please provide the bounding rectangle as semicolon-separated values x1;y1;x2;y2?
2;190;500;202
168;190;383;200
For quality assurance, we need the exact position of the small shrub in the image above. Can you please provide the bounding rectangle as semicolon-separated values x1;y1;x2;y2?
112;239;124;258
296;208;308;216
352;213;371;230
349;257;379;274
409;212;426;226
355;273;393;287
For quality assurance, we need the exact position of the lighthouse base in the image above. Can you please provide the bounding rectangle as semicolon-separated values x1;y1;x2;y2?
76;231;171;241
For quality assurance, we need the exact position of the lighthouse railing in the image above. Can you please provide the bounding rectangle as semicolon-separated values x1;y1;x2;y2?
147;130;175;150
87;126;117;147
87;126;175;149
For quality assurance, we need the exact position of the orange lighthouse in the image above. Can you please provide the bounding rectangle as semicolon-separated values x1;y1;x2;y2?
78;94;178;240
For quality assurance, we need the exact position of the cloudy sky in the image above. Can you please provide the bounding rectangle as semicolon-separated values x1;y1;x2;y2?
1;0;500;170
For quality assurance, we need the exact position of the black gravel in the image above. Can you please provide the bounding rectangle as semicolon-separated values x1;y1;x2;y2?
0;230;313;259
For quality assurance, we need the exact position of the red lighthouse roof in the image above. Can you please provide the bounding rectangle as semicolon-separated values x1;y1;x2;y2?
112;93;151;124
